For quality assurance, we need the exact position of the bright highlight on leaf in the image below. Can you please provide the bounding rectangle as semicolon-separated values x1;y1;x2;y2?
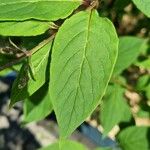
0;21;53;36
0;0;82;21
50;10;119;138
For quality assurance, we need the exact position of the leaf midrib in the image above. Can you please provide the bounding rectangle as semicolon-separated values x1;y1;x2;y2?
65;10;93;136
34;49;49;73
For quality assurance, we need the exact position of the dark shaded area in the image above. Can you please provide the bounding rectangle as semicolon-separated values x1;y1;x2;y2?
0;74;41;150
147;128;150;149
0;119;40;150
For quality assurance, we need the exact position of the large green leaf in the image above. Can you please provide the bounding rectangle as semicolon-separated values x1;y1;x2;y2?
117;126;150;150
132;0;150;17
113;36;147;75
23;82;53;123
50;10;118;138
0;21;53;36
0;0;81;21
100;84;131;135
39;140;87;150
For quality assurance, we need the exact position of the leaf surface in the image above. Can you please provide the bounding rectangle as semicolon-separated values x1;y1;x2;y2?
10;40;52;105
0;0;81;21
0;21;53;36
50;10;118;138
113;36;147;75
23;82;53;123
10;62;29;106
39;140;87;150
100;84;131;135
136;59;150;69
117;126;150;150
28;40;53;96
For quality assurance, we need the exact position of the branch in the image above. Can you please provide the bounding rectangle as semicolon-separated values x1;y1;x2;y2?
0;33;56;72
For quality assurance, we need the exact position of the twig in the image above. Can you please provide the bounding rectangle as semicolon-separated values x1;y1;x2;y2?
111;78;133;91
0;33;56;72
0;57;25;71
87;0;99;10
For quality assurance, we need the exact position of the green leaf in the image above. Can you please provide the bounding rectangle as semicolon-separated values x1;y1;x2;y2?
23;82;53;123
0;21;53;36
136;74;150;91
0;0;82;21
132;0;150;17
136;59;150;70
50;10;118;138
100;84;131;135
117;126;150;150
39;140;87;150
10;62;29;106
137;108;150;118
0;68;12;76
27;40;53;96
113;36;147;75
145;84;150;99
10;40;52;106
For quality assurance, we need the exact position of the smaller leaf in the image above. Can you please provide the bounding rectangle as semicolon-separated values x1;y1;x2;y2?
117;126;150;150
23;82;53;123
39;140;87;150
145;84;150;100
136;59;150;70
0;21;53;36
137;108;150;118
113;36;147;75
136;74;150;91
28;40;53;96
10;40;53;106
100;84;132;135
10;62;29;106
